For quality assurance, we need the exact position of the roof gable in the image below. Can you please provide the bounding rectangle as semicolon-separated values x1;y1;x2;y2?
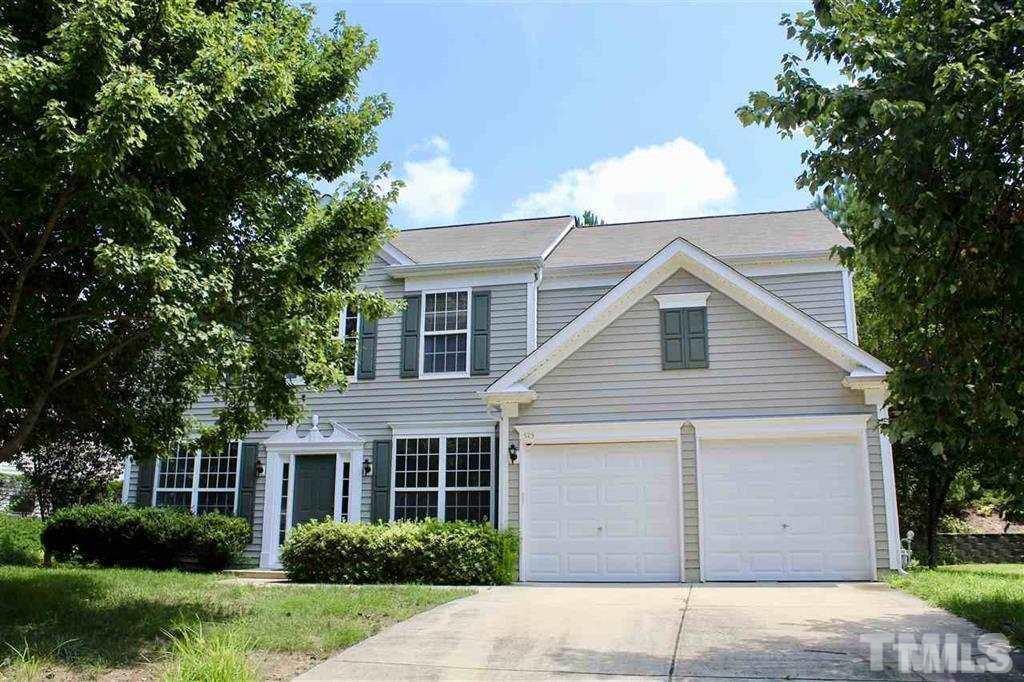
485;237;888;399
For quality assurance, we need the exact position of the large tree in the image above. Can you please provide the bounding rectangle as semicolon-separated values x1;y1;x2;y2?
0;0;396;463
741;0;1024;564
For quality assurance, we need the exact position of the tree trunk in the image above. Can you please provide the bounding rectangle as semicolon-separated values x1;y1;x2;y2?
923;469;954;567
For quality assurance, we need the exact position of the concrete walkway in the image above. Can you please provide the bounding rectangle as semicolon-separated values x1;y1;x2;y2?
295;583;1022;681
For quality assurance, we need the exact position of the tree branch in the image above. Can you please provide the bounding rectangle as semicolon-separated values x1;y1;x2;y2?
0;187;75;346
51;329;148;391
0;334;67;462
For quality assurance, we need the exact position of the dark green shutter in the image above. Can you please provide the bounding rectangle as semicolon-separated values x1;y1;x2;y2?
660;309;685;369
399;294;420;378
237;443;258;530
357;316;378;379
371;440;392;521
683;308;709;368
135;459;155;507
470;290;491;375
661;308;708;369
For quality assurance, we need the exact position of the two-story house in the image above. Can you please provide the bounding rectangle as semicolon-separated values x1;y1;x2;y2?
123;209;899;583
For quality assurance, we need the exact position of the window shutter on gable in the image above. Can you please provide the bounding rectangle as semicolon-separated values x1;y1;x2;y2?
683;308;709;368
660;309;685;369
470;290;491;375
370;440;392;521
357;316;378;379
661;307;708;369
237;442;258;530
399;294;420;378
135;459;155;507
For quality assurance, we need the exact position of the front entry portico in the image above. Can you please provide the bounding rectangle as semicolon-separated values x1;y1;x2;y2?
260;416;364;568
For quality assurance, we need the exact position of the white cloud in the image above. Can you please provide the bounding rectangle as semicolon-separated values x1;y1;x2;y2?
505;137;737;222
397;154;474;225
408;135;450;157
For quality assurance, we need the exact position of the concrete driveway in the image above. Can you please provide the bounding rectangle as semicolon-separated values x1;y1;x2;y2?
296;583;1022;681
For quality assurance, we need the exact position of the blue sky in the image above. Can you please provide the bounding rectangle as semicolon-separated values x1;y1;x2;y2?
312;1;822;229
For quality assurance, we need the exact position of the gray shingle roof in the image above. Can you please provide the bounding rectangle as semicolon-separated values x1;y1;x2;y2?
390;216;574;264
545;209;849;267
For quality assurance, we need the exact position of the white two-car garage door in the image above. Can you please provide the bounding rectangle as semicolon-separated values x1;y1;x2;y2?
699;438;875;581
522;441;681;582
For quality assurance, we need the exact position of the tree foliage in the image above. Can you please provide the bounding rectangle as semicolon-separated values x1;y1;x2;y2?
0;0;397;462
15;436;122;518
745;0;1024;563
575;210;604;227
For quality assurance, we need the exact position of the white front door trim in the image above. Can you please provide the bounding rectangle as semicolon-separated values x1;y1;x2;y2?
515;420;686;582
690;413;876;582
259;417;364;569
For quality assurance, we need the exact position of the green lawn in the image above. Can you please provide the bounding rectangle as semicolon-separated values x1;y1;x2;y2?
0;565;471;680
888;563;1024;648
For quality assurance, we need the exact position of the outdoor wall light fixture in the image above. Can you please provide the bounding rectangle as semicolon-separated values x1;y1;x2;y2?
508;442;519;464
362;458;372;478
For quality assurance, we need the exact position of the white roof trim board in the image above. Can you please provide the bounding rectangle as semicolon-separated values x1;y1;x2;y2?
378;242;415;266
484;237;889;401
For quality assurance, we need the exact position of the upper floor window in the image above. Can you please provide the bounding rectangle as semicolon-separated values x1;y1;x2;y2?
154;443;240;515
341;304;360;377
422;291;469;375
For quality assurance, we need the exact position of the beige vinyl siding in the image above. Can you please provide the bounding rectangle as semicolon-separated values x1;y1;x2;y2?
866;417;890;566
537;270;849;345
124;460;139;505
520;267;889;571
681;424;700;582
755;271;848;337
128;257;527;560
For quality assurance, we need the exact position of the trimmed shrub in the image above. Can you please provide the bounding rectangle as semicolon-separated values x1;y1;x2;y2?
42;504;250;571
0;514;44;566
281;519;520;585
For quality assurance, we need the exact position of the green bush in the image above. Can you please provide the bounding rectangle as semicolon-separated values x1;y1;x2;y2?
0;514;43;566
281;519;519;585
42;504;250;571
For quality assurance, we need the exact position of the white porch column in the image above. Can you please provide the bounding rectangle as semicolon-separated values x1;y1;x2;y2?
260;450;284;568
497;402;518;530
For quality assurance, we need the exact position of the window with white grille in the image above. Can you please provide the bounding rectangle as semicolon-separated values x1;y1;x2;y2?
422;291;469;375
153;443;240;515
392;435;492;523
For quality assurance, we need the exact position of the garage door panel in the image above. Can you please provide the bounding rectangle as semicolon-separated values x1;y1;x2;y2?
700;438;873;582
523;441;681;582
606;554;640;574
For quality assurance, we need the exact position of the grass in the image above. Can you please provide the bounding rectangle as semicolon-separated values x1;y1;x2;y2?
888;563;1024;648
0;565;471;680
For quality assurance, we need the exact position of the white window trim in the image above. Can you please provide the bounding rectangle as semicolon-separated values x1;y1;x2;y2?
418;288;472;380
340;305;360;382
655;292;711;309
389;432;495;523
152;442;243;514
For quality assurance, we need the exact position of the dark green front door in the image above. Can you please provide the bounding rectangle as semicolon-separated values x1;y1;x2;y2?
292;455;335;527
